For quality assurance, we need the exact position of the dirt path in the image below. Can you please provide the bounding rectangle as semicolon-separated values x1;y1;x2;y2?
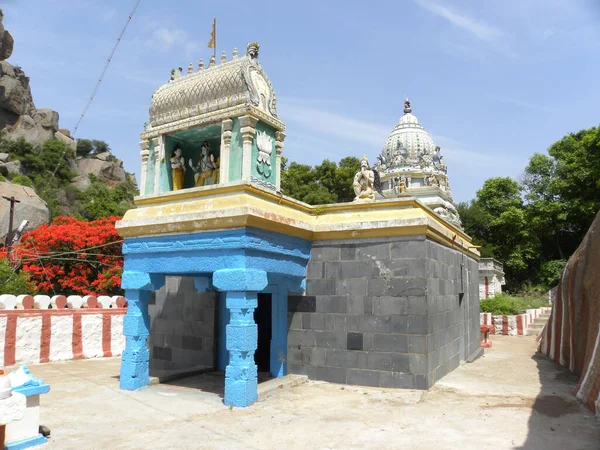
24;335;599;449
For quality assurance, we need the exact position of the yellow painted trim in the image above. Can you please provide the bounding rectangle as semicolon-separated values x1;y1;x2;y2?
117;182;480;259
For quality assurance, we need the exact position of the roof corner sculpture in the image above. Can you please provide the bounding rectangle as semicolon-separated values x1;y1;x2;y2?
369;98;462;227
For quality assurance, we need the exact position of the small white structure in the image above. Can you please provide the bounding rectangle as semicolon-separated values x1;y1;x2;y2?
479;258;506;298
5;365;50;449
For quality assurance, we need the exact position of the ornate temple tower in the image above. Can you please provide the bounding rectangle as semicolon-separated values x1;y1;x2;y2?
138;42;285;195
374;100;461;227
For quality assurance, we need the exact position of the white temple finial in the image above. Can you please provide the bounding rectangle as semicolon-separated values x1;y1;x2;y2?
221;51;226;63
232;47;239;59
209;54;216;67
198;59;204;70
188;63;193;74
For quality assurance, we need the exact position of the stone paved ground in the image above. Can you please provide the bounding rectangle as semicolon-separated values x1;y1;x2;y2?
22;335;600;449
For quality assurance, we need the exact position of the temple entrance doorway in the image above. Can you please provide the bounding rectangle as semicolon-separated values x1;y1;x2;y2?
255;293;272;375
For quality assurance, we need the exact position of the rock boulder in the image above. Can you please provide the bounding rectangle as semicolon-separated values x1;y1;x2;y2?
0;181;50;243
0;9;14;61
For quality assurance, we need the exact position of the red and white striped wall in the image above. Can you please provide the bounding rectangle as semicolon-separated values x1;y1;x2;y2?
480;308;551;336
0;294;127;367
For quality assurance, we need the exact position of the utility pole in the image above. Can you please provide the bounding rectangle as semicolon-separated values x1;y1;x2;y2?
2;195;21;264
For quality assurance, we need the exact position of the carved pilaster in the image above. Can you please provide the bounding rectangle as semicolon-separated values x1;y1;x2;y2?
239;115;258;182
219;119;233;184
275;131;286;191
151;137;161;195
139;141;150;195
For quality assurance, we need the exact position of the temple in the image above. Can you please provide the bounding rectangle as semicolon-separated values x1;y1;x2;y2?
116;42;482;408
374;100;461;227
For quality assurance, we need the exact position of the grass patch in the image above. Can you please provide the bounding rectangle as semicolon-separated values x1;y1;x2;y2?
480;293;547;315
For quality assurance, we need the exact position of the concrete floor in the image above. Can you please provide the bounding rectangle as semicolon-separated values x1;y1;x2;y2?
19;335;600;450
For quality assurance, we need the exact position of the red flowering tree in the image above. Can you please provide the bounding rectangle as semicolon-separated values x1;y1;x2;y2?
13;216;123;296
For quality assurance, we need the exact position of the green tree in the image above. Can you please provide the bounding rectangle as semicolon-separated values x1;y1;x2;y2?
74;173;137;220
0;259;32;295
76;139;111;157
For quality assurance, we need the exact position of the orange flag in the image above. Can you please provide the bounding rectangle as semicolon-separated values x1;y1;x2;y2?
207;18;216;49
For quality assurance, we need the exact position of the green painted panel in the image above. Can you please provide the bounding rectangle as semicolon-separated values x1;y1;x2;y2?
229;118;242;182
144;141;155;195
251;121;277;185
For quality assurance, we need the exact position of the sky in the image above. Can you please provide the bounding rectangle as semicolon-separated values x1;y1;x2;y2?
2;0;600;202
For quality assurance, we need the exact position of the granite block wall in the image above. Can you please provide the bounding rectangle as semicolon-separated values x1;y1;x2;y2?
148;276;217;378
287;236;481;389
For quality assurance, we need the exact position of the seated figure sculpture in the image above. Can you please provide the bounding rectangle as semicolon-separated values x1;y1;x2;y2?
353;156;384;201
189;141;219;187
170;147;185;190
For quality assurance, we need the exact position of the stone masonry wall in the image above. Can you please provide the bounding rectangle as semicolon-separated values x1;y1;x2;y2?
148;276;216;378
287;236;480;389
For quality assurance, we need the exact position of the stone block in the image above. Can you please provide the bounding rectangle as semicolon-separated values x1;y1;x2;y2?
314;330;345;349
302;313;311;330
407;297;426;317
373;296;409;315
408;335;427;354
312;347;326;366
364;296;373;315
306;262;324;279
347;332;363;350
415;373;434;390
345;315;360;332
306;279;336;296
368;279;389;296
310;245;340;262
388;278;427;297
288;362;316;379
356;243;390;261
373;333;408;352
316;366;347;384
339;261;374;279
288;330;317;347
325;349;358;368
366;352;391;371
152;346;172;361
359;315;391;333
335;279;367;296
341;245;356;261
391;315;428;335
390;241;426;259
409;354;428;374
310;313;326;331
289;295;316;313
324;314;346;331
288;312;303;330
224;378;258;407
391;353;410;372
379;372;416;389
363;333;374;351
324;262;341;278
347;295;365;314
346;369;380;387
316;295;347;314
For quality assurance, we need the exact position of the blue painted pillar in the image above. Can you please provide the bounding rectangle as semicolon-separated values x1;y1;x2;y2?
121;289;151;390
270;289;288;378
120;271;165;391
217;292;230;371
212;268;268;407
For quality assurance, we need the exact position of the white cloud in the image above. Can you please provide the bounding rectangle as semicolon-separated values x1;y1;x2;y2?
280;103;390;147
415;0;518;59
145;27;201;57
487;94;558;113
415;0;504;43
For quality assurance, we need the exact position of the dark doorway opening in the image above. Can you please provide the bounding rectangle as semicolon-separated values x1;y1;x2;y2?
255;293;272;374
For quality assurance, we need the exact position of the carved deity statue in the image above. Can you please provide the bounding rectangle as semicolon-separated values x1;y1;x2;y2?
393;176;407;195
353;156;376;201
170;147;186;190
189;141;219;187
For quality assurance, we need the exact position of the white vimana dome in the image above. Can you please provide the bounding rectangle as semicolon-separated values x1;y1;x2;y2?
372;99;462;228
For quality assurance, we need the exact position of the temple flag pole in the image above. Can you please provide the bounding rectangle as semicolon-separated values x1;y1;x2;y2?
208;18;216;59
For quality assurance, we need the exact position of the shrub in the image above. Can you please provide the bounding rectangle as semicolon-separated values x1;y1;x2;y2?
480;293;546;315
10;174;34;187
0;258;33;295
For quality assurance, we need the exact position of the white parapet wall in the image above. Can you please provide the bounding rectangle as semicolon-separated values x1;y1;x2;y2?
0;294;127;367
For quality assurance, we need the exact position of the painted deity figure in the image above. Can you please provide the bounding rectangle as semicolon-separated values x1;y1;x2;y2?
353;156;376;201
170;147;185;190
189;141;219;187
